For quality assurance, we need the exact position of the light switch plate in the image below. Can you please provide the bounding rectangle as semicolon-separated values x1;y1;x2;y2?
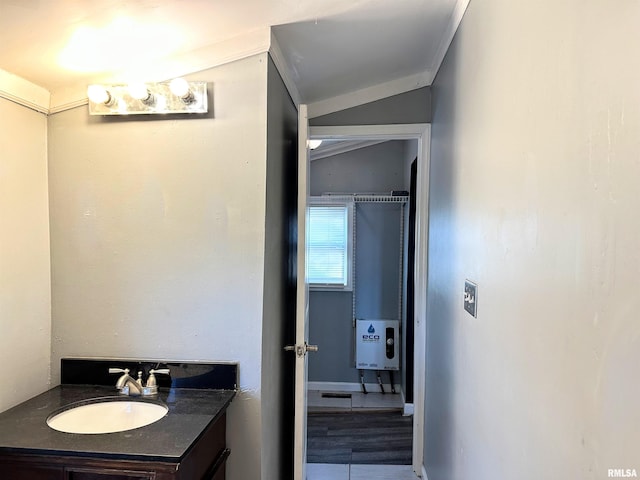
464;280;477;317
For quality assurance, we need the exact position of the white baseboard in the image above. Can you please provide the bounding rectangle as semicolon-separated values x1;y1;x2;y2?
308;381;401;393
421;465;429;479
400;391;414;416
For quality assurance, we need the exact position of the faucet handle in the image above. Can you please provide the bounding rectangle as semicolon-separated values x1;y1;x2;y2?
109;367;129;375
147;368;170;388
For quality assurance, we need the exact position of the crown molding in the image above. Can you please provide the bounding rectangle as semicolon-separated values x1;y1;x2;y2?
428;0;471;84
48;97;87;115
307;72;431;119
0;68;50;114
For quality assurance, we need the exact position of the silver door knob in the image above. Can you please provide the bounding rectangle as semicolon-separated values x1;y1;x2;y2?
284;343;319;357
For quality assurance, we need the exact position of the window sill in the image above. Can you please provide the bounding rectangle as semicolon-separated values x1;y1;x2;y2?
309;285;353;292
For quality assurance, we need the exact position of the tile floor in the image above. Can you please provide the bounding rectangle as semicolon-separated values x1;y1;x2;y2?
307;463;419;480
307;390;404;412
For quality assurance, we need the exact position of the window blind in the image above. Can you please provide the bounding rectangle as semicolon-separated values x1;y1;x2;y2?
308;204;349;286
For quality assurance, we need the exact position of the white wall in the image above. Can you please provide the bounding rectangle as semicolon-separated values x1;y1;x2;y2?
48;55;269;480
426;1;640;479
0;97;51;412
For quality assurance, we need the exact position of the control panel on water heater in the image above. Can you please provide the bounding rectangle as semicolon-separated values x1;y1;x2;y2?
355;319;399;370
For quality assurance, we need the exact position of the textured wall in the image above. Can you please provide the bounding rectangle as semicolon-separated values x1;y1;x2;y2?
48;55;268;480
0;98;50;413
426;1;640;478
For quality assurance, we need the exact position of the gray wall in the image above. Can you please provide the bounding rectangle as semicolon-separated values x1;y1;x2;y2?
262;56;298;480
310;87;431;125
310;140;409;196
48;55;269;480
308;291;353;382
426;1;640;479
0;97;51;413
308;141;410;385
355;203;403;320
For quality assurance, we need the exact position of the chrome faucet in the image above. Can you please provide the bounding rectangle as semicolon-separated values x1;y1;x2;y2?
109;367;170;396
109;368;143;396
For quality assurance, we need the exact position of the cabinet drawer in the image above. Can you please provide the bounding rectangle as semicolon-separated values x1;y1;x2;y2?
66;467;154;480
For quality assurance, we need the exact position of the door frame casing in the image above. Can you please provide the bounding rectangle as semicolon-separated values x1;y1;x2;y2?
303;123;431;474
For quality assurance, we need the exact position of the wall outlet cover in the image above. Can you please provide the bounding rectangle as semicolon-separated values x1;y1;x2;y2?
464;280;477;317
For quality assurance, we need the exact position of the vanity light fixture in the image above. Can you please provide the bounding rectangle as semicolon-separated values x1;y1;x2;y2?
87;79;207;115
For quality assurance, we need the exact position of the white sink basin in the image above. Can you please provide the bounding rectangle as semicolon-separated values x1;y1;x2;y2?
47;399;168;434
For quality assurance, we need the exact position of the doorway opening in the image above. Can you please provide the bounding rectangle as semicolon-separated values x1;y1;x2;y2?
300;124;430;480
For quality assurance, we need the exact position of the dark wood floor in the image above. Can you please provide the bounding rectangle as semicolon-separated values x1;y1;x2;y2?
307;411;413;465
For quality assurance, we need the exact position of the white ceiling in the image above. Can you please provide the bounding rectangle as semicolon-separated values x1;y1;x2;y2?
0;0;465;113
272;0;457;104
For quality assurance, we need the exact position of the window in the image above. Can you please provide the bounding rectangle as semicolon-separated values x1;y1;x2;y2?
307;199;354;291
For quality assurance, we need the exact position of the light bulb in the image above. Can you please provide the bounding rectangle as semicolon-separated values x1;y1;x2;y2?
128;83;151;101
308;139;323;150
170;78;195;104
87;85;111;105
169;78;190;98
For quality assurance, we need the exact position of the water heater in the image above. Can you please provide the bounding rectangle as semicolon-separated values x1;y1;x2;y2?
355;319;399;370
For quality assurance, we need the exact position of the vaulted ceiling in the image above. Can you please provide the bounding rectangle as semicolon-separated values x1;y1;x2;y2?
0;0;467;114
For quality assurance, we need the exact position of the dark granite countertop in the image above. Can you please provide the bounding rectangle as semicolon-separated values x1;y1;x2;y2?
0;385;235;462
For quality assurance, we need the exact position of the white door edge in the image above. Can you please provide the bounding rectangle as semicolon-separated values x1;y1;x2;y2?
293;104;310;480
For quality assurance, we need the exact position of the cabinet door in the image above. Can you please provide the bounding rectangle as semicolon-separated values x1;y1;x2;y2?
0;464;62;480
201;448;229;480
209;464;225;480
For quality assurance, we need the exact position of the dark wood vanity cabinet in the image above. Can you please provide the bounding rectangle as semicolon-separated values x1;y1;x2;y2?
0;414;228;480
